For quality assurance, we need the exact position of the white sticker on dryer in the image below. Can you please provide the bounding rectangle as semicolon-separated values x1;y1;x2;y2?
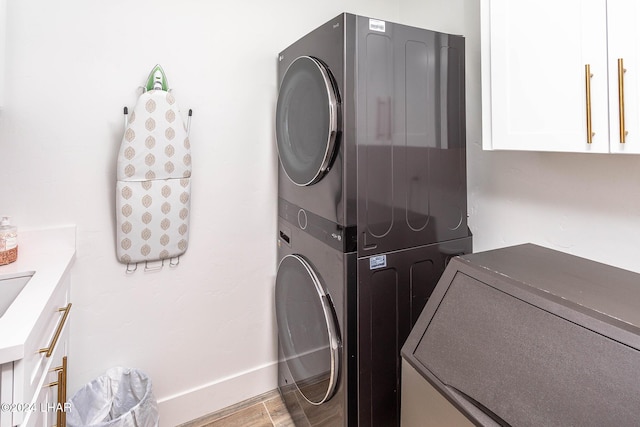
369;19;386;32
369;255;387;270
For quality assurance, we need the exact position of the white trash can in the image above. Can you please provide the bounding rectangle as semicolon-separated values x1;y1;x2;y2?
66;367;159;427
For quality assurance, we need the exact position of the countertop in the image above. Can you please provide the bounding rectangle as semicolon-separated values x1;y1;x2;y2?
0;226;76;364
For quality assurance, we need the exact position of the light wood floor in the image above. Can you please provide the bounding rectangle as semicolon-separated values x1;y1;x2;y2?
178;389;295;427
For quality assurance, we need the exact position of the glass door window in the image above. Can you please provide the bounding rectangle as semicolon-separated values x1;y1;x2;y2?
276;56;339;186
275;254;340;404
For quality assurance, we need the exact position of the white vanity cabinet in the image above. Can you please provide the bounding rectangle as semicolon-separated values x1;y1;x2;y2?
18;275;70;427
0;227;75;427
0;273;70;427
482;0;640;153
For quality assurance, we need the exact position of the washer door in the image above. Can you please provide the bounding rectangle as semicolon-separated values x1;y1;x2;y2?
276;56;339;186
275;254;341;405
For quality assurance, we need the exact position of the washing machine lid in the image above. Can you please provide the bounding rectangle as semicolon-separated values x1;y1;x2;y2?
276;56;339;186
275;254;341;405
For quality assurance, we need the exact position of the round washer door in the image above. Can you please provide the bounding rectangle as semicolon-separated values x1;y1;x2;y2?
275;254;341;405
276;56;339;186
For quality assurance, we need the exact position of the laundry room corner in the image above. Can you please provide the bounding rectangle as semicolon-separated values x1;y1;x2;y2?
4;0;640;425
0;0;408;425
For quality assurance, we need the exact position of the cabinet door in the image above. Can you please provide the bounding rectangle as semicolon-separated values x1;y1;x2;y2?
483;0;609;152
0;363;12;427
608;0;640;153
22;338;68;427
0;0;5;109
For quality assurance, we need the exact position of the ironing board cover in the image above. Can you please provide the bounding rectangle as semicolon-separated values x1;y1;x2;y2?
115;89;191;264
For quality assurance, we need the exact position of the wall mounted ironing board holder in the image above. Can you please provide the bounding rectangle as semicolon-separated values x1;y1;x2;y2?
115;65;193;274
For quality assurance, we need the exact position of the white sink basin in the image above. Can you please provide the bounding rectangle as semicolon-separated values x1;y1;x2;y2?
0;272;34;317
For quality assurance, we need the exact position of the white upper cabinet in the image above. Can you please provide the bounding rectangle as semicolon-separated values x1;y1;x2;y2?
0;0;5;110
482;0;640;153
607;0;640;153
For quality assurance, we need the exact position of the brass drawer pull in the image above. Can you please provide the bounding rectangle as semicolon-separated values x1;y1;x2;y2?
39;303;72;357
618;58;628;143
45;379;59;388
46;357;67;427
60;356;67;427
585;64;594;144
57;367;65;427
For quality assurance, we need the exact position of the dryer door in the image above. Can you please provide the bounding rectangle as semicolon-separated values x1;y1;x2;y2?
276;56;339;186
275;254;341;405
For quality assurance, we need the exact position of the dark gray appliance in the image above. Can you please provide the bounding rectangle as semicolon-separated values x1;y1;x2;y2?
402;244;640;427
276;12;468;256
276;218;471;427
276;12;473;427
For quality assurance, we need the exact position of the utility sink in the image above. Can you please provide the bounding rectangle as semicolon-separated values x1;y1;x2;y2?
0;272;34;317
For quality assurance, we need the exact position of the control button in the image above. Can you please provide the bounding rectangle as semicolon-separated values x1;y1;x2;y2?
298;209;308;230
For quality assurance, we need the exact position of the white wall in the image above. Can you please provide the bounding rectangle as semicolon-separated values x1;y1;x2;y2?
400;0;640;274
0;1;399;425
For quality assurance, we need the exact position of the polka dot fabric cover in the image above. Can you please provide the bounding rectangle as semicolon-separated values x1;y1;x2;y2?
116;90;191;264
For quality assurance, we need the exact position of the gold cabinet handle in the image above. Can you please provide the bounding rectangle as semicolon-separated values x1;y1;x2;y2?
46;370;65;427
585;64;594;144
39;303;72;357
61;356;67;427
46;357;67;427
57;369;64;427
618;58;628;143
45;378;59;388
58;356;67;427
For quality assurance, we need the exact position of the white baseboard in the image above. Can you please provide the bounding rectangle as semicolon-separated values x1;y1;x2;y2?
157;361;278;426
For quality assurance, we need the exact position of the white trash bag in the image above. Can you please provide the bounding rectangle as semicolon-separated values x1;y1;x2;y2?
67;367;159;427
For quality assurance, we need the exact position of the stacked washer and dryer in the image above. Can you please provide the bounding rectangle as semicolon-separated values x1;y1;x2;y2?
274;13;472;426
